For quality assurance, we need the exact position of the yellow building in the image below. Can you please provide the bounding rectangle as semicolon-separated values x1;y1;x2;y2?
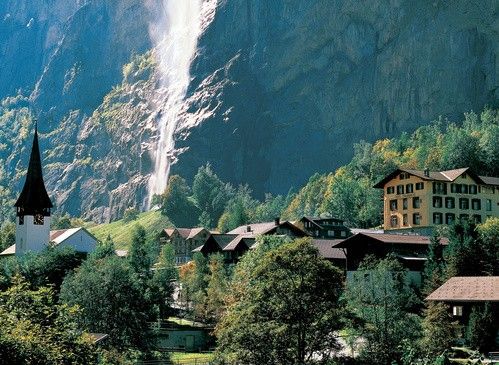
374;167;499;233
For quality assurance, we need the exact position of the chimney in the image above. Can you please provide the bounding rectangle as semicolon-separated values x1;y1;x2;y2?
424;168;430;177
274;217;280;226
246;225;252;233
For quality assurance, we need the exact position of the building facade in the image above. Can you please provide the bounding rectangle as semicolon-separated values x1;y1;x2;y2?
158;228;211;265
293;216;351;239
374;168;499;234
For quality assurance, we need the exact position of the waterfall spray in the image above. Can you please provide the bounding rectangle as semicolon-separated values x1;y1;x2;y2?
147;0;216;207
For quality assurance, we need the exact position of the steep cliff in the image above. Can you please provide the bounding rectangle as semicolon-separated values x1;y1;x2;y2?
0;0;497;222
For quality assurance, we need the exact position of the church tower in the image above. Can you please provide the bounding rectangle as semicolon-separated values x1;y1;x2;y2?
14;124;53;255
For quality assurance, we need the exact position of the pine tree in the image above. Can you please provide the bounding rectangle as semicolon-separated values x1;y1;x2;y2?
423;233;445;295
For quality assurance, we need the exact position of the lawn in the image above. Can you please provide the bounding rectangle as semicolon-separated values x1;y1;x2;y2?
170;352;214;364
88;209;172;249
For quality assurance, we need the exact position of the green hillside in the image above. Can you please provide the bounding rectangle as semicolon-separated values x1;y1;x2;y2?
88;209;172;249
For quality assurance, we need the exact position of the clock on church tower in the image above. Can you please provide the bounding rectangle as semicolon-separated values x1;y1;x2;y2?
14;123;53;255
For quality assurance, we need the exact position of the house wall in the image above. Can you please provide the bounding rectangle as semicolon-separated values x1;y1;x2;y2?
154;328;210;351
382;172;498;231
58;230;97;253
15;215;51;255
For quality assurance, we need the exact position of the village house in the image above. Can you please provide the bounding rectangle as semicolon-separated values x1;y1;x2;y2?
158;227;211;265
426;276;499;348
333;232;449;285
374;167;499;234
293;216;351;239
0;125;97;257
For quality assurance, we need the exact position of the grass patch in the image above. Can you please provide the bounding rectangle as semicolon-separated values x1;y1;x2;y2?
170;352;214;363
89;210;172;249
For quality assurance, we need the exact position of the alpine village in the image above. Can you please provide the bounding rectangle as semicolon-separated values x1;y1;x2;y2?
1;1;499;365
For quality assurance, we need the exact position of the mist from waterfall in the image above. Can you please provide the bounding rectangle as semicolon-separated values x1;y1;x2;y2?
147;0;214;207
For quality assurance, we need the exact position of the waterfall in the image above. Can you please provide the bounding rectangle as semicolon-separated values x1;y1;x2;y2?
147;0;216;207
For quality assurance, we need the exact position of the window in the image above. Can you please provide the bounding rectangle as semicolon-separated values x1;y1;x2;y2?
327;230;335;236
451;184;458;193
433;196;443;208
390;215;398;228
486;199;492;211
433;182;447;195
34;214;44;225
445;213;455;225
340;231;347;237
433;213;443;224
413;197;421;209
469;185;477;194
471;198;481;210
460;214;469;221
445;197;455;209
18;215;24;225
472;214;482;223
461;184;469;194
453;306;463;317
397;185;404;194
390;199;398;211
413;213;421;225
386;186;395;194
406;184;414;193
400;172;409;180
403;198;408;210
459;198;469;210
403;214;408;226
415;182;424;190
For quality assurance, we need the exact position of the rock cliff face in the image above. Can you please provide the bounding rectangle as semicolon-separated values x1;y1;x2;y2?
0;0;497;222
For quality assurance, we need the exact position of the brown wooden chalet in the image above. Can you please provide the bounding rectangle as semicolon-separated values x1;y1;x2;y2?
159;227;211;265
426;276;499;347
293;216;351;239
334;232;449;285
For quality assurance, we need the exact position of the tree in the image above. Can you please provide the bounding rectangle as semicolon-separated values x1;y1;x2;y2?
477;217;499;275
0;275;96;365
204;253;228;324
420;302;458;359
445;220;494;277
216;238;344;365
178;253;210;320
128;224;150;275
122;207;139;222
192;164;233;228
91;234;116;260
0;221;15;252
217;185;257;233
159;175;199;227
150;244;177;318
60;256;154;350
423;233;446;295
466;302;497;353
345;255;421;365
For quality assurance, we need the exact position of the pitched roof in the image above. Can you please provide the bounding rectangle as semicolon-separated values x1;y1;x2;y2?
174;227;207;239
187;227;207;239
312;239;346;260
0;244;15;256
0;227;98;256
211;234;238;249
228;220;308;236
223;234;255;251
373;167;498;188
334;232;449;248
426;276;499;302
14;126;53;210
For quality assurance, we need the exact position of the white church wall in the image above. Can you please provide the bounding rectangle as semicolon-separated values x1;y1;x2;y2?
58;229;97;253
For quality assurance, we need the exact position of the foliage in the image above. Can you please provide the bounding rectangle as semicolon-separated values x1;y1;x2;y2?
91;235;116;260
158;175;200;227
51;213;86;230
59;256;155;350
345;255;421;365
122;207;140;223
150;244;177;318
477;217;499;275
217;185;257;233
204;253;229;324
423;233;446;295
420;302;458;359
466;302;497;352
178;253;210;321
216;238;344;365
444;220;495;278
0;275;96;365
128;224;151;275
192;164;234;228
0;221;15;252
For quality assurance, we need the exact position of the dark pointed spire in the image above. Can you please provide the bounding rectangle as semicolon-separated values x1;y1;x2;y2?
14;121;53;214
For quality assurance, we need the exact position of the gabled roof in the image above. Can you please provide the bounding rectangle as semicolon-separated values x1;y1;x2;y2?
223;234;255;251
426;276;499;302
14;125;53;210
0;244;16;256
373;167;496;188
312;239;346;260
173;227;208;239
334;232;449;248
228;220;308;236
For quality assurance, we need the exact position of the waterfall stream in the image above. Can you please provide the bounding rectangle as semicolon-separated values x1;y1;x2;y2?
147;0;216;207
